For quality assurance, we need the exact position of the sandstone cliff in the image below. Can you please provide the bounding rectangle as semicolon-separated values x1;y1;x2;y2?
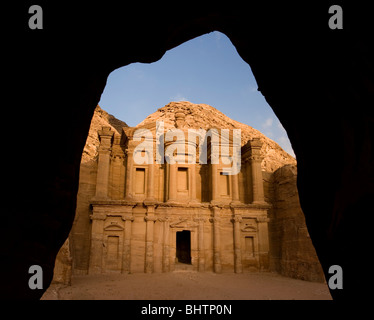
70;105;128;274
268;165;325;282
137;101;296;172
81;105;128;164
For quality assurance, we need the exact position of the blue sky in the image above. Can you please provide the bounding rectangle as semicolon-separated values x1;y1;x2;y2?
99;31;295;157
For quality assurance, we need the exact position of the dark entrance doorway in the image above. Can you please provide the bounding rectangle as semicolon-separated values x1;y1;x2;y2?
176;230;191;264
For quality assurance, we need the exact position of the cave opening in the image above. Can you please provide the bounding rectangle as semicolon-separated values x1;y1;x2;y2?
59;30;328;298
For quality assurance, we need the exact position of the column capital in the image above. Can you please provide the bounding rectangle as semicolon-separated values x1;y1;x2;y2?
144;216;157;222
98;126;114;138
243;155;262;163
111;153;125;161
249;138;263;161
231;216;243;223
121;215;134;222
209;217;221;223
249;137;263;150
248;154;262;161
98;128;114;153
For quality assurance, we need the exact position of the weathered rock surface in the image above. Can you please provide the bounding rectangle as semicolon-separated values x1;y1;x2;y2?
82;105;128;163
51;238;72;285
268;165;325;282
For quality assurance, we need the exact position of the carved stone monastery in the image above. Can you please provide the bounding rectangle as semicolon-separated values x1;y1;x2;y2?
54;102;325;283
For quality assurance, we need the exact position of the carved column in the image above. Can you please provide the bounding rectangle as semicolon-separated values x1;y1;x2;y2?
194;217;206;272
95;127;114;199
167;162;177;202
232;214;243;273
89;209;106;274
146;150;156;201
189;164;198;203
121;209;134;273
144;206;156;273
250;138;265;204
159;217;170;272
211;207;222;273
231;172;240;204
211;164;218;202
257;216;270;271
124;148;134;200
111;154;124;199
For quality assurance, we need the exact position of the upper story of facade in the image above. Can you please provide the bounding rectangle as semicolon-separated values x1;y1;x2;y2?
91;109;268;208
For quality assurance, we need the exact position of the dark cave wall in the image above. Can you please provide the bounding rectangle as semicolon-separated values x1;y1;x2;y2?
267;166;325;283
2;2;373;300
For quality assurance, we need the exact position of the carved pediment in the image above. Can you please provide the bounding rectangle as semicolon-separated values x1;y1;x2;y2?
170;218;197;228
104;223;124;231
241;224;257;232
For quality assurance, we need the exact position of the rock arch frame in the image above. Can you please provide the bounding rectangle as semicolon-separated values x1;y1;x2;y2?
3;3;373;300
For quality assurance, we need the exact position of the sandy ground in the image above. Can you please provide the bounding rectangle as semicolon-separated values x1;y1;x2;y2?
42;271;332;300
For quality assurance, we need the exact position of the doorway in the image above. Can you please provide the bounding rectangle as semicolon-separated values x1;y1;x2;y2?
176;230;191;264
